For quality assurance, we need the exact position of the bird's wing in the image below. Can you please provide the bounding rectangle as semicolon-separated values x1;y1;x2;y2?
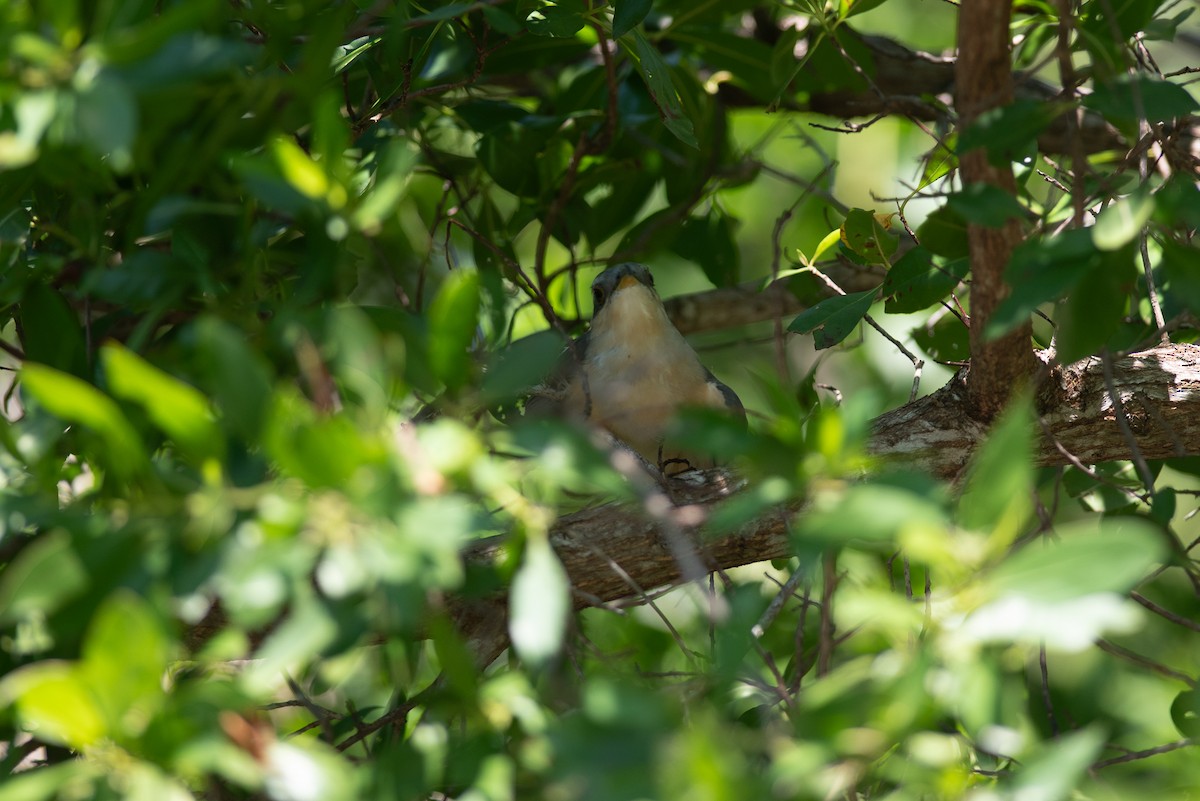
704;368;746;425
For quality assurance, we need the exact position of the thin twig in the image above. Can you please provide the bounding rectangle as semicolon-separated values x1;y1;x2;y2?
1094;739;1194;769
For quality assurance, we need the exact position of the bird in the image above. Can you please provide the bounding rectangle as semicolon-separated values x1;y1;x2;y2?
538;263;744;471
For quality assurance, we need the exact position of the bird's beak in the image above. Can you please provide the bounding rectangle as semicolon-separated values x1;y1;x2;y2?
617;274;641;291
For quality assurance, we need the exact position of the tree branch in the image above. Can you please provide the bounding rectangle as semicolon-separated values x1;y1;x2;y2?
457;343;1200;663
956;0;1039;420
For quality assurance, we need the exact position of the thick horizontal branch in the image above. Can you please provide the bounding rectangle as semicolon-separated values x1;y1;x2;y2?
870;344;1200;478
456;343;1200;662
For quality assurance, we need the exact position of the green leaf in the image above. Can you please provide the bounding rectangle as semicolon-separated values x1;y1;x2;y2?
0;530;89;626
18;284;87;377
612;0;652;37
787;288;877;350
839;0;890;20
102;342;223;463
192;316;273;444
476;122;549;198
73;68;137;171
1054;245;1136;363
509;537;570;667
796;483;949;547
1092;191;1154;251
1170;689;1200;738
1161;237;1200;314
960;518;1166;650
0;662;107;749
911;314;970;362
882;247;967;314
482;330;567;407
840;208;896;265
243;590;337;693
622;30;699;148
986;229;1124;340
1083;74;1199;126
958;98;1060;166
670;210;740;286
428;270;481;392
957;394;1034;549
21;363;148;478
1008;727;1107;801
525;0;587;37
80;590;169;739
946;183;1026;228
915;205;969;259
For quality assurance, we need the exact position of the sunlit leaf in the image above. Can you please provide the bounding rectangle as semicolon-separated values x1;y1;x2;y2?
0;662;107;749
102;342;223;463
427;270;481;392
0;530;89;626
80;590;170;738
21;363;148;478
1092;191;1154;251
957;394;1033;549
509;537;569;666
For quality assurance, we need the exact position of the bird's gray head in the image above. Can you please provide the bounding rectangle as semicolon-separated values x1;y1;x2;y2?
590;262;656;315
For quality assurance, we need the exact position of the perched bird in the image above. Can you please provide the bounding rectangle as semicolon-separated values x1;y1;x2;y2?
544;263;744;470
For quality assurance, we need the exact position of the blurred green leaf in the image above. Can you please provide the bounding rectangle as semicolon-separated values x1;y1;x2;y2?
192;317;273;444
1092;191;1154;251
988;230;1132;341
1005;727;1106;801
0;662;107;749
959;518;1166;651
80;590;170;739
946;183;1026;228
102;342;223;464
18;284;87;377
73;68;137;171
796;483;949;548
0;530;89;626
1083;74;1199;126
958;98;1060;165
21;363;148;478
428;270;481;392
911;314;970;362
509;537;569;667
787;288;877;349
958;394;1033;548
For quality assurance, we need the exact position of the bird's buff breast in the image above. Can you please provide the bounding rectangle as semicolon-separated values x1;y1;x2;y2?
573;290;716;459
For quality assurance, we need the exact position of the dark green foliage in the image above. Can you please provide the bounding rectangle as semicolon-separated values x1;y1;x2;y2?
1;1;1198;800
